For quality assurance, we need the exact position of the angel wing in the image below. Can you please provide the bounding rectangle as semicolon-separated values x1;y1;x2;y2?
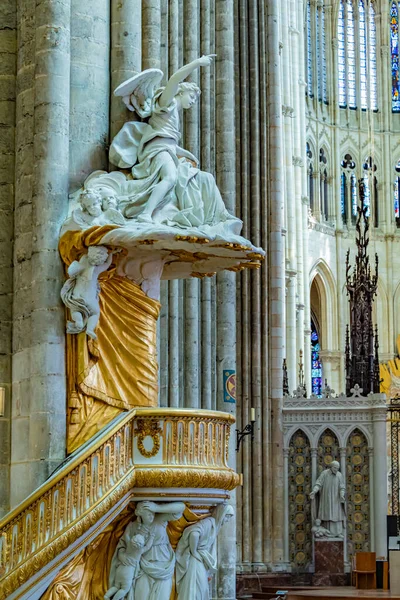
114;69;164;118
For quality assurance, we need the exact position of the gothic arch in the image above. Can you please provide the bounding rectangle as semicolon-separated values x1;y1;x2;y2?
310;260;338;350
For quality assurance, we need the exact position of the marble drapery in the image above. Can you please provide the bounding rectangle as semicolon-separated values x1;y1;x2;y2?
60;227;160;453
40;505;207;600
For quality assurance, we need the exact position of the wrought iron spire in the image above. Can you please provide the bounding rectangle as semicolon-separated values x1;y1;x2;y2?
345;180;380;395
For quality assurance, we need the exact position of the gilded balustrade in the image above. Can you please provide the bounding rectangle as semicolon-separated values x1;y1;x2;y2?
0;409;238;599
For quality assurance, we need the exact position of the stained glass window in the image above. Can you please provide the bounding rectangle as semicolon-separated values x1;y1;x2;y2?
341;172;348;223
338;0;347;107
311;320;322;396
307;0;313;97
394;160;400;225
391;2;400;112
359;1;367;110
321;7;327;103
347;0;357;108
369;3;378;110
351;174;358;223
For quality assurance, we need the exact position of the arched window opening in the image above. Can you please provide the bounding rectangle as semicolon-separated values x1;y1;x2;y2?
359;1;368;110
306;0;328;103
341;154;356;225
391;2;400;112
341;172;348;224
319;148;329;220
394;160;400;226
307;143;314;212
307;0;313;97
338;0;347;107
338;1;378;111
363;157;378;227
369;3;378;110
311;319;323;396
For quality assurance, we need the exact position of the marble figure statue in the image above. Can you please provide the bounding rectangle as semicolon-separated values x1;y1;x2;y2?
60;246;114;339
175;503;234;600
108;501;185;600
109;56;242;233
104;533;152;600
70;189;125;229
310;460;346;538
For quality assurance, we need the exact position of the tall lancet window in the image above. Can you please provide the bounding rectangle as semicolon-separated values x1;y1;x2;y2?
317;5;328;102
338;1;378;110
394;160;400;226
311;320;322;397
369;3;378;110
360;1;368;109
307;0;313;97
391;2;400;112
338;0;347;106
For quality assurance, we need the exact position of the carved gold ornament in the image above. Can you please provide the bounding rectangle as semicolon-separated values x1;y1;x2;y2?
135;419;163;458
0;408;238;599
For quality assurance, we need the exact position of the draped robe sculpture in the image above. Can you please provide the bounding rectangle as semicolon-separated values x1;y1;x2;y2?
310;460;346;538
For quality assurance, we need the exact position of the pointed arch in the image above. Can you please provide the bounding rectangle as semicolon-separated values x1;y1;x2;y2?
310;260;338;350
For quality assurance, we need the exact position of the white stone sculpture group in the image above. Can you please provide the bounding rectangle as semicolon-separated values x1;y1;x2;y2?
104;501;234;600
63;54;242;237
310;460;346;539
60;56;265;338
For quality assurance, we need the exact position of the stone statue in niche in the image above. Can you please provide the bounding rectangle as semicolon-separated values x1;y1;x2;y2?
107;501;185;600
310;460;346;538
175;503;234;600
109;55;242;234
61;246;114;339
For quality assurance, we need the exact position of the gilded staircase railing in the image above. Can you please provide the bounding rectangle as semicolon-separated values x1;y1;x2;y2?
0;408;237;600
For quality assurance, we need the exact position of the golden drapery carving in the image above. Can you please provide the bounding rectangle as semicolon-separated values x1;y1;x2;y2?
380;335;400;398
40;505;207;600
60;228;161;453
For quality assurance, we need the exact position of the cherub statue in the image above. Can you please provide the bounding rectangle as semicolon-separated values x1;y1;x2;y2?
109;57;242;234
60;245;114;339
104;533;154;600
71;189;125;229
311;518;334;539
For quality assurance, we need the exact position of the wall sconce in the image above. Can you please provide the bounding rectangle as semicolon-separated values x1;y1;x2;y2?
236;407;255;452
0;387;5;417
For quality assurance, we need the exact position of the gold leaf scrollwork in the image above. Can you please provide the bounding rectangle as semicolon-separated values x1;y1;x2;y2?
135;419;163;458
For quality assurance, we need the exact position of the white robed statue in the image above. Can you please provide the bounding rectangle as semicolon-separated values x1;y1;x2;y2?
109;55;242;234
310;460;346;538
106;501;185;600
175;504;234;600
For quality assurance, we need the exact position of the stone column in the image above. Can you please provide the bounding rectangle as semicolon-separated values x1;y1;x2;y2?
0;0;16;517
268;0;285;567
11;0;70;506
372;404;388;559
310;447;317;486
215;0;236;596
283;448;290;563
368;446;375;552
340;446;349;568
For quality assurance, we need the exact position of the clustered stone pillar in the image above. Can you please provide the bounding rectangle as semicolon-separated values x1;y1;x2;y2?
0;0;16;518
10;0;71;506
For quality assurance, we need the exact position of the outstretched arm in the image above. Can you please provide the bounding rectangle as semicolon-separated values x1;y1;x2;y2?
159;55;216;108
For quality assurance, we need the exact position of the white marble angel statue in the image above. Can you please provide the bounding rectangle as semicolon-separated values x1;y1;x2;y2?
175;503;234;600
60;245;113;339
110;56;242;233
108;501;185;600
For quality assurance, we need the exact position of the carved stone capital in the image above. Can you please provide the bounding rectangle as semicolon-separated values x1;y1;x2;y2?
368;446;374;457
302;196;310;205
282;104;295;117
311;448;318;458
293;156;304;167
339;447;347;458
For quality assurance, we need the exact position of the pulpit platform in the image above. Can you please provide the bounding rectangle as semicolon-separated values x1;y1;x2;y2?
287;589;400;600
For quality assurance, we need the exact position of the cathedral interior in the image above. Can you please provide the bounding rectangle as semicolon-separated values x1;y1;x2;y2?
2;0;400;599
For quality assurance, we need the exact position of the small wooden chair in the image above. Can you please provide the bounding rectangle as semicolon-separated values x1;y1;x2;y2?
353;551;377;589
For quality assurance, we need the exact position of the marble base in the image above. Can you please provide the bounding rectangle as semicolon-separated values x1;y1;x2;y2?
314;540;344;574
